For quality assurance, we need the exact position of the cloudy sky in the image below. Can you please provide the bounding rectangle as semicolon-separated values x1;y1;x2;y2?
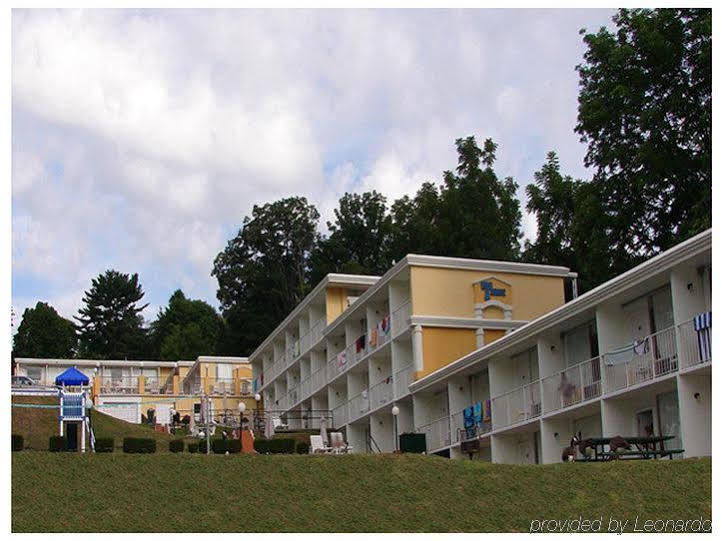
11;8;615;331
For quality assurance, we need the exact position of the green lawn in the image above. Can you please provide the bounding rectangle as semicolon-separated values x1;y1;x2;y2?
12;453;711;533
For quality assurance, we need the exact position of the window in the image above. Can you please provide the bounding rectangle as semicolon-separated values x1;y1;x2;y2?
26;366;43;383
563;321;598;366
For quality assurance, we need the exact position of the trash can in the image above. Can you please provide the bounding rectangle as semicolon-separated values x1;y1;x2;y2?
399;433;426;453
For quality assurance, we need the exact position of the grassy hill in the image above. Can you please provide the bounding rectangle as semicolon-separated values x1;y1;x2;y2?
12;453;711;533
12;395;176;451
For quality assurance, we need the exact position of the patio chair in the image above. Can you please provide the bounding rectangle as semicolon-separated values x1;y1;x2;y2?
310;435;332;454
330;432;353;454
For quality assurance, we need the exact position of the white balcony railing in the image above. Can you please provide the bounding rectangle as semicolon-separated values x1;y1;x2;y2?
345;334;368;370
299;375;312;401
327;350;347;382
347;389;371;422
332;402;348;428
416;416;451;453
368;313;391;353
677;317;712;369
370;376;394;410
491;380;541;430
542;357;602;413
99;376;139;395
310;319;325;346
603;326;678;393
393;362;415;399
311;366;327;395
288;386;299;408
391;299;411;337
210;378;235;394
143;376;161;394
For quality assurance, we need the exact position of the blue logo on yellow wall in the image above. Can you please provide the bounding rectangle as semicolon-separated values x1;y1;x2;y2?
480;281;506;301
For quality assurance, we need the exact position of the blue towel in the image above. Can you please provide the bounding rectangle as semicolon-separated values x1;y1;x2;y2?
473;401;482;424
694;312;712;362
463;407;474;429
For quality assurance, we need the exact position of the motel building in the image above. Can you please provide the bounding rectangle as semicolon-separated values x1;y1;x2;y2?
14;356;258;425
250;229;711;463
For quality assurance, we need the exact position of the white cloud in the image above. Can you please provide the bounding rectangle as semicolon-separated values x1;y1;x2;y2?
12;8;615;337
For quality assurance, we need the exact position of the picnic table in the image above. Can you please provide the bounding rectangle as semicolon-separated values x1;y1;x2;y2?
577;435;684;461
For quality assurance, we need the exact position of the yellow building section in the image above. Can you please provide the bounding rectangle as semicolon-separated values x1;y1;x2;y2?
151;396;258;418
410;266;565;321
326;287;348;324
418;326;477;380
483;329;506;345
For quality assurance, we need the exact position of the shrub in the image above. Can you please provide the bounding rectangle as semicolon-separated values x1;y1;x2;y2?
226;439;241;453
211;439;226;454
188;442;199;453
296;441;309;454
169;439;184;453
49;436;67;452
254;438;296;454
12;434;23;452
95;437;114;453
122;437;157;454
198;439;209;454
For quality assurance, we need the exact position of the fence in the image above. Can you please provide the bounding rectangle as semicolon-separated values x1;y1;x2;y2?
491;380;541;430
542;357;601;413
604;326;678;393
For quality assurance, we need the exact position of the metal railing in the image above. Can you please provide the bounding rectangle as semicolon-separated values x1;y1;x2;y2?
210;378;235;395
98;376;139;395
332;402;348;428
368;314;391;352
299;374;313;401
327;349;347;382
677;317;712;369
391;299;411;337
450;409;493;444
369;376;394;410
347;389;371;422
603;326;678;393
143;376;161;394
491;380;541;430
161;373;175;394
311;365;327;395
310;319;325;347
345;334;368;370
542;357;602;413
416;416;451;453
393;362;415;399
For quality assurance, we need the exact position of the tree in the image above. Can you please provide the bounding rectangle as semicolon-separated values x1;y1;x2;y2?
435;137;522;261
576;8;711;265
75;270;149;359
387;182;443;262
13;302;77;359
212;197;320;355
309;191;393;285
149;290;224;360
522;152;611;294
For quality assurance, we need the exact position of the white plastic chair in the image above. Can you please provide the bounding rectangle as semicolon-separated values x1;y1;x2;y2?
310;435;332;454
330;432;353;454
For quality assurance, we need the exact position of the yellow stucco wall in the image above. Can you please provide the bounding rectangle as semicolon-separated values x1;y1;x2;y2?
483;329;506;345
326;287;348;324
418;327;477;380
410;266;565;321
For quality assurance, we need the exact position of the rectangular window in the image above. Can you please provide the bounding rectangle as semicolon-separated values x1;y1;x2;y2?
26;366;43;383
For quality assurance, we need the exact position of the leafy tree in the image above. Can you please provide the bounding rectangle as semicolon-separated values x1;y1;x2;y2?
522;152;610;294
387;182;443;261
435;137;522;261
576;8;711;265
212;197;319;354
309;191;393;285
75;270;149;359
13;302;77;359
149;290;224;360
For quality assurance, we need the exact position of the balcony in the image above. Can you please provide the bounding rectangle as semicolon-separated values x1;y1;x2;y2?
450;408;492;445
491;380;541;430
368;313;392;353
391;299;411;337
98;376;139;395
346;334;368;371
142;375;161;394
310;319;325;347
347;389;371;422
210;378;235;395
677;316;712;370
542;357;601;413
310;366;327;396
393;362;415;399
332;402;348;427
369;376;394;410
416;416;451;453
603;326;678;394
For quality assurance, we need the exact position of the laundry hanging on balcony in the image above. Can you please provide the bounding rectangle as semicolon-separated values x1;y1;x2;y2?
482;399;491;423
355;335;366;353
369;328;378;347
463;406;474;428
473;401;482;424
694;311;712;362
378;316;391;337
604;343;637;366
336;351;347;369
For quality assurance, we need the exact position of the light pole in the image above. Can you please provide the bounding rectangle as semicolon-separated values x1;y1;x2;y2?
391;405;400;452
238;401;246;435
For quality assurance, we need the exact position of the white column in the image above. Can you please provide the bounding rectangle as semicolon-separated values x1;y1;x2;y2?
411;325;424;372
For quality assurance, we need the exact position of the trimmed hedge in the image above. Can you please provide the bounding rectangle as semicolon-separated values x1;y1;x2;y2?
95;437;114;453
254;438;296;454
210;438;242;454
169;439;184;453
296;441;309;454
188;442;199;453
12;434;23;452
49;436;67;452
122;437;157;454
198;439;209;454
